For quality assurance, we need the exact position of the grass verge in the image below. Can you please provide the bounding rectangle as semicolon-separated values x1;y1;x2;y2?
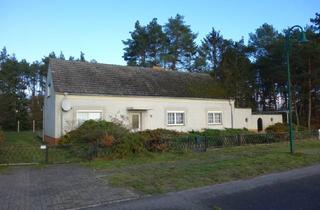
4;131;40;145
85;140;320;194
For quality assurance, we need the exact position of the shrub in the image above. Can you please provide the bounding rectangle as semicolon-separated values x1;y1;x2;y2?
190;128;250;137
0;128;4;144
265;123;288;133
138;129;187;152
60;120;129;145
60;120;148;159
114;133;147;158
265;123;308;133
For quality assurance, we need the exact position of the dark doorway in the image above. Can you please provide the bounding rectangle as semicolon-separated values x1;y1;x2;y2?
257;118;263;132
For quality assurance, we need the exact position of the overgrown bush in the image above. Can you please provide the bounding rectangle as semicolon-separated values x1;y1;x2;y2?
0;128;4;144
138;129;187;152
60;120;129;145
265;123;288;133
265;123;308;133
60;120;148;159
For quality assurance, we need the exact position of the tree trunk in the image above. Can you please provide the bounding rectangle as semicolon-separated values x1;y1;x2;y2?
308;57;312;130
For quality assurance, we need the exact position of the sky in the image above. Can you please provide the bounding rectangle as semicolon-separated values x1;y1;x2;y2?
0;0;319;65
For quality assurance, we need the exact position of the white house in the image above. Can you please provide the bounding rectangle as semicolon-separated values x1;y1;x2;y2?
43;59;282;143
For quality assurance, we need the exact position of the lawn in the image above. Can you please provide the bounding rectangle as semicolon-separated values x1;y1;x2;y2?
85;140;320;194
0;131;43;164
4;131;41;145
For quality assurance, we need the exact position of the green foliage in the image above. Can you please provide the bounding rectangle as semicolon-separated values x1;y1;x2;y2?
123;18;166;67
138;129;187;152
114;133;147;158
265;123;308;133
0;128;4;144
123;14;197;71
60;120;147;159
265;123;288;133
190;128;250;137
163;14;197;71
60;120;129;145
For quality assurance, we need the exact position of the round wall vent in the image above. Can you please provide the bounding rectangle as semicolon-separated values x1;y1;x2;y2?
61;100;72;112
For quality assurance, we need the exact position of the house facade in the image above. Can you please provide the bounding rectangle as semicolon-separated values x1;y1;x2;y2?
44;59;282;143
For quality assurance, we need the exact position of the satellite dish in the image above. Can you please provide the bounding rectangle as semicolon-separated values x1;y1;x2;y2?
61;100;72;112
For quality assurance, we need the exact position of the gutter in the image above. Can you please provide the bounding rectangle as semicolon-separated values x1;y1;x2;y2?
229;99;234;129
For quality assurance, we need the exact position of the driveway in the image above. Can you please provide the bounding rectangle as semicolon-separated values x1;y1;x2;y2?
0;164;139;210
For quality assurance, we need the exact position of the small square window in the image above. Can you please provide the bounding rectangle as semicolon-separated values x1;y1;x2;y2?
208;111;222;125
167;111;185;125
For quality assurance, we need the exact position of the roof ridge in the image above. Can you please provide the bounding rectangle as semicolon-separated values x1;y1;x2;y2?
49;58;210;77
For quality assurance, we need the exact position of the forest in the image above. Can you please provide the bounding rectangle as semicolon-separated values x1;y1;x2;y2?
0;13;319;130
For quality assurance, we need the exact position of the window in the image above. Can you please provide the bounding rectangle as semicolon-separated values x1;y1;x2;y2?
208;111;222;125
76;111;102;125
167;111;185;125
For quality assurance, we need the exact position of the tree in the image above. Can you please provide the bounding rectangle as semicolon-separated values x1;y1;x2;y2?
59;51;65;60
249;24;284;111
194;28;230;72
123;21;149;67
217;39;254;107
163;14;197;71
0;47;8;65
310;12;320;34
80;51;85;62
145;18;166;67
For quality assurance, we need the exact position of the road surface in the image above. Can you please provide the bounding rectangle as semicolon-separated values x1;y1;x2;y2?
89;165;320;210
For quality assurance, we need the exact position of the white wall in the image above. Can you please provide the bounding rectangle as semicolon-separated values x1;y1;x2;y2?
234;108;283;131
251;114;283;131
52;94;235;138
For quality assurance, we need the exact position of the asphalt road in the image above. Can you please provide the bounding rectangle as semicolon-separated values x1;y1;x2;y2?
204;174;320;210
90;165;320;210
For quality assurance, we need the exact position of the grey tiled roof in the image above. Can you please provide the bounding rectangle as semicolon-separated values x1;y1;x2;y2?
49;59;223;99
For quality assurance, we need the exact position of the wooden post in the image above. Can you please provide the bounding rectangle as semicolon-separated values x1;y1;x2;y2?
32;120;35;133
17;121;20;133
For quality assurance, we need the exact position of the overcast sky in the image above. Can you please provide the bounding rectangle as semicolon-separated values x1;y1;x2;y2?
1;0;319;64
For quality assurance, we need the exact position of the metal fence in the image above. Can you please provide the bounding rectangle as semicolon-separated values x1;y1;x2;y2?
0;130;319;165
170;130;319;152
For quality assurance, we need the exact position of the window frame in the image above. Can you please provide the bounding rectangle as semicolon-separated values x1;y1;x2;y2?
167;111;185;126
76;110;103;126
207;111;223;125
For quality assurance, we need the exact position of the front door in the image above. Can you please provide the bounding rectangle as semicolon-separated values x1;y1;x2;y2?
257;118;263;132
131;113;141;131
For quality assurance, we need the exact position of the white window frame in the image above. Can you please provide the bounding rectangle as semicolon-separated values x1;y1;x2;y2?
76;110;103;126
167;111;185;126
208;111;223;125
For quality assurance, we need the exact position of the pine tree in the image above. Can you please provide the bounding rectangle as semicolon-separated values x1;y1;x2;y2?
163;14;197;71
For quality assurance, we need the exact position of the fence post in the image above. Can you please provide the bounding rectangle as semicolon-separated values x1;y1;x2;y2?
237;134;241;146
17;121;20;133
318;129;320;140
204;136;208;151
32;120;35;133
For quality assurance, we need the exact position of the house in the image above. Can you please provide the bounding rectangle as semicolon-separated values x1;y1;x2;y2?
43;59;282;143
